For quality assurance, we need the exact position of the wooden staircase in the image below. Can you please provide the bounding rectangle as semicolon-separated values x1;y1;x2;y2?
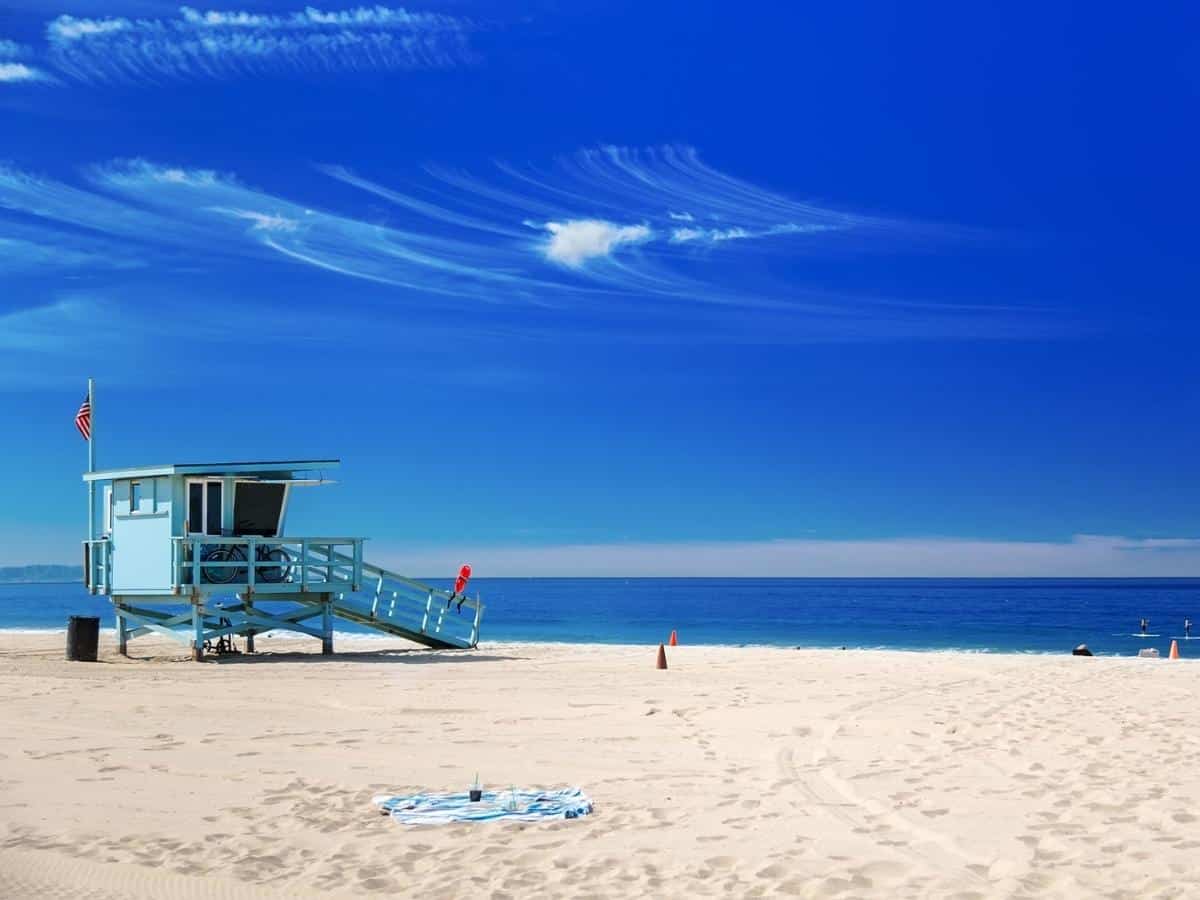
317;550;483;649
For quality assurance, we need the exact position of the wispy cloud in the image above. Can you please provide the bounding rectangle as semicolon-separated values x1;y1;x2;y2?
0;38;29;57
0;147;1053;341
0;38;49;82
0;297;101;351
0;62;49;82
373;534;1200;578
0;37;52;82
87;158;568;300
40;5;474;84
0;163;232;251
0;234;129;272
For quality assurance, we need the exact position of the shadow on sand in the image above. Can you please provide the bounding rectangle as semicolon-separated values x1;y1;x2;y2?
206;647;527;665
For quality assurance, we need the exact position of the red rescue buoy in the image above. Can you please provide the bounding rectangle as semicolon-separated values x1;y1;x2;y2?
454;564;472;596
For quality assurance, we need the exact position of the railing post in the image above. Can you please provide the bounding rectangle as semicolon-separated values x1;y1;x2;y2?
300;539;309;592
247;537;256;590
371;572;383;617
353;539;363;592
191;538;200;588
470;593;482;648
326;545;334;584
421;591;432;633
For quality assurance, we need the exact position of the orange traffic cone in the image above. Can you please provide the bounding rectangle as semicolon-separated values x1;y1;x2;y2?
1170;640;1180;660
669;630;678;647
656;643;668;670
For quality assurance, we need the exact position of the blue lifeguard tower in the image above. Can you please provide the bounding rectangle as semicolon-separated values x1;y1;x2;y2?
81;458;484;660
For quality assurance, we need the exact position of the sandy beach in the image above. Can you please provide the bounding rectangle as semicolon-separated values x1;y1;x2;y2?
2;633;1199;898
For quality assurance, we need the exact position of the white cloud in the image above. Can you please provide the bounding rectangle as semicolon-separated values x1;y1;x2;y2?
671;225;750;243
0;38;28;57
137;163;221;186
178;6;459;30
0;147;1032;342
541;219;652;267
0;62;47;82
226;209;301;232
373;534;1200;578
44;5;474;83
670;223;830;244
46;16;131;41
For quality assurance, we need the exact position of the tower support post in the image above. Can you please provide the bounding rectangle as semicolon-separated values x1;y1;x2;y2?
244;594;255;653
321;594;333;655
115;598;128;656
191;598;204;661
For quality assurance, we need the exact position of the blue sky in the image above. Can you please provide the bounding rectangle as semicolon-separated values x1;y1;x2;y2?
2;1;1199;574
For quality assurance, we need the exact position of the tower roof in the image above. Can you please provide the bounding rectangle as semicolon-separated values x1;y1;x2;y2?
82;459;340;482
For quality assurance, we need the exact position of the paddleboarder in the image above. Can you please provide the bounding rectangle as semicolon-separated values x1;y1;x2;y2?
1140;617;1149;635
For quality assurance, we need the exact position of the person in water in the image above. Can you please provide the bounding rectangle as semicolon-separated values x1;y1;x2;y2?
1140;618;1149;634
1186;618;1193;639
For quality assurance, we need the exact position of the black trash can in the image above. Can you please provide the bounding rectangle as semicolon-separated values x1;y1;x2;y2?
66;615;100;662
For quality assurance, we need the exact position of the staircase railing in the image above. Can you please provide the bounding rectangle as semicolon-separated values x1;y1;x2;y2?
315;548;484;649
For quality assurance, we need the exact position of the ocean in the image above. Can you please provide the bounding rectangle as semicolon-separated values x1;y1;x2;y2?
3;578;1200;656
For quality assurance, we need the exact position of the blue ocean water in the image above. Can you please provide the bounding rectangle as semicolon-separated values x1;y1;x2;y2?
3;578;1200;656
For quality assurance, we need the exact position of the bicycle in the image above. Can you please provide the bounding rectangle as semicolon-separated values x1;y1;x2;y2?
201;542;293;585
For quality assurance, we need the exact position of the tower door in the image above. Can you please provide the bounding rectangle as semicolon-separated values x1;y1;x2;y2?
187;480;224;536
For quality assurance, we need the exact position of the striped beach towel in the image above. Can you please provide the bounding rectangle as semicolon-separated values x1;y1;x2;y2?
372;787;593;826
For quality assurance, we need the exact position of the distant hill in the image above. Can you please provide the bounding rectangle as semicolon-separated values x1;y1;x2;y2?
0;565;82;584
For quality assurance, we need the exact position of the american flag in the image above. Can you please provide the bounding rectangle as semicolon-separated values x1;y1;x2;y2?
74;396;91;441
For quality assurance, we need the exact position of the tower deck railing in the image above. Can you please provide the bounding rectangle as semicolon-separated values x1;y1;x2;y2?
169;536;364;594
83;538;111;594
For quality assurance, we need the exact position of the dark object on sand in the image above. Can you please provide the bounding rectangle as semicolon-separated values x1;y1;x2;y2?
469;788;483;802
1072;643;1093;657
66;615;100;661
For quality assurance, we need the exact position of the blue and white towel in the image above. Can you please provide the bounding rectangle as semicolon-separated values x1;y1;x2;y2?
372;787;593;826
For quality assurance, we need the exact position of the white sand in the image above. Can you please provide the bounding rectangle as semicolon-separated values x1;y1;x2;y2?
2;632;1200;898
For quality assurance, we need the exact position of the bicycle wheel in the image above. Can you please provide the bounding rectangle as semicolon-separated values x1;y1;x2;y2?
257;547;292;584
202;546;247;584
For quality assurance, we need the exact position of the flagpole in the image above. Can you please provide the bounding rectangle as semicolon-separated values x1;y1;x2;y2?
87;377;95;543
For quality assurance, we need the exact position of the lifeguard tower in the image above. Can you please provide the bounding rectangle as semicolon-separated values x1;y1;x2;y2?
81;459;484;660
